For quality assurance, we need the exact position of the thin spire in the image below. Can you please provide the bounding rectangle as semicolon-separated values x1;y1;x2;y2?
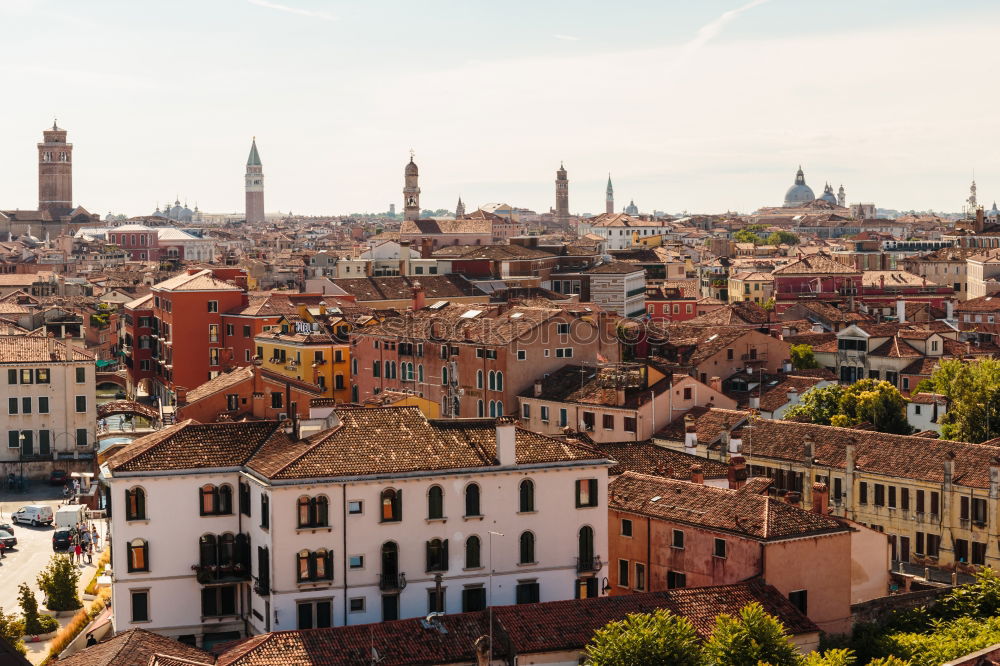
247;137;262;167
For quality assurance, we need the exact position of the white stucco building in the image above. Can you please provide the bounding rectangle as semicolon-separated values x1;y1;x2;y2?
105;407;611;648
577;213;671;251
0;335;96;477
584;262;646;317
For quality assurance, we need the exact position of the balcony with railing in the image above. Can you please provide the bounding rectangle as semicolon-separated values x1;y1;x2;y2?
252;575;270;596
626;286;646;298
576;555;602;573
379;572;407;591
192;562;251;585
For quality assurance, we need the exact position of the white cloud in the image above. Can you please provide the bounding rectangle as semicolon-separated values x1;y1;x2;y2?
246;0;335;21
553;34;580;41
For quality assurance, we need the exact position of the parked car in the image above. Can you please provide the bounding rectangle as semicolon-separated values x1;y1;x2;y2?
0;530;16;549
0;523;13;534
12;505;54;527
52;530;71;551
49;470;68;486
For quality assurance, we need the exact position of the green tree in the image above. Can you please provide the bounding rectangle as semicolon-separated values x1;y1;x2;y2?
733;229;765;244
584;609;703;666
702;602;800;666
783;380;911;434
0;607;25;656
911;378;937;396
18;582;57;635
37;555;81;612
790;344;820;370
882;615;1000;666
767;231;800;246
867;658;912;666
925;358;1000;443
801;649;856;666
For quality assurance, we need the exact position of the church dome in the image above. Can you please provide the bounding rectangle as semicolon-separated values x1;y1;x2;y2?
783;166;815;207
819;183;837;205
405;158;418;176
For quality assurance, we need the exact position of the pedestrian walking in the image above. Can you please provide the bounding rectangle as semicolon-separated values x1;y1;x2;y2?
73;541;82;566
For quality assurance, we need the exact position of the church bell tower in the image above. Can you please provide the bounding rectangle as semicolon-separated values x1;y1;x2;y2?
245;137;265;224
38;120;73;217
555;162;569;222
404;151;420;222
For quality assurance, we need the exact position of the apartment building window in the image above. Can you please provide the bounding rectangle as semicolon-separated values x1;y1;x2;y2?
519;480;535;513
7;398;16;415
243;325;251;338
207;301;218;313
199;484;233;516
916;532;925;555
131;590;150;623
519;531;535;564
427;486;444;520
961;496;970;522
789;590;808;615
297;495;329;528
916;489;925;514
635;563;646;591
667;571;686;589
20;397;30;415
126;487;147;521
462;586;486;612
202;586;237;618
427;588;446;614
540;406;549;422
683;387;692;400
521;403;530;419
618;559;630;587
209;324;220;342
209;348;220;366
297;549;333;582
672;529;685;549
75;395;87;413
516;581;540;604
901;487;910;511
624;417;636;433
271;392;282;409
127;538;149;572
930;491;940;517
557;323;570;334
956;539;970;563
555;347;573;358
425;539;449;572
465;536;481;568
75;367;86;383
517;350;526;360
874;484;885;507
76;429;88;447
973;498;988;526
464;483;481;517
347;500;362;515
927;534;941;558
575;479;598;508
888;486;897;509
621;518;633;537
859;482;868;504
714;538;727;558
603;414;614;430
380;488;402;522
973;542;988;566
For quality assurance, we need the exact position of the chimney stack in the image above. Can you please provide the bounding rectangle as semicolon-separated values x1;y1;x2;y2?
399;240;411;276
991;457;1000;500
683;414;697;455
533;379;542;398
812;482;829;515
845;441;856;473
943;450;955;490
785;491;801;505
411;280;426;310
690;464;704;485
727;455;747;489
709;376;722;393
946;300;955;321
175;386;188;405
896;299;906;323
616;386;626;407
803;434;814;465
420;237;434;259
786;389;799;406
976;207;986;234
495;416;517;466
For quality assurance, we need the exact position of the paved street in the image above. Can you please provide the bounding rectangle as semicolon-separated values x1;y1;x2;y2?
0;485;104;664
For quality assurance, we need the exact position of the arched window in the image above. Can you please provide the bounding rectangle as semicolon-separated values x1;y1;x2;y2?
373;360;381;377
427;485;444;520
381;541;398;576
297;548;334;582
519;479;535;513
218;485;233;514
426;538;449;572
381;488;402;522
200;484;216;515
127;538;148;572
219;532;235;566
465;483;481;517
125;487;146;520
418;364;424;382
519;531;535;564
496;372;503;392
488;370;496;391
297;495;329;528
477;369;483;389
453;397;460;417
442;366;449;386
466;535;481;568
477;400;484;417
496;400;503;416
578;526;594;565
488;400;496;417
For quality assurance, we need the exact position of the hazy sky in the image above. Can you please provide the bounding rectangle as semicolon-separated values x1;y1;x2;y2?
1;0;999;217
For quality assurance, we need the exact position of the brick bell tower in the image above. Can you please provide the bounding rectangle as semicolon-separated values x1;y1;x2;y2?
555;162;569;222
245;137;265;224
404;150;420;222
38;120;73;217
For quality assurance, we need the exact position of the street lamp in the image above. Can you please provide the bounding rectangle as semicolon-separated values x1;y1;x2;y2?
488;531;504;662
17;431;25;492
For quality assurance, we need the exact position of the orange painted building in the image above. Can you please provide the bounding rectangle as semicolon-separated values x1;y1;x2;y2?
175;363;324;423
608;472;856;634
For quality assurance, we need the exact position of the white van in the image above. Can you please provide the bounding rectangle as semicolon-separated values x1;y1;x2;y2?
12;505;54;526
55;505;86;530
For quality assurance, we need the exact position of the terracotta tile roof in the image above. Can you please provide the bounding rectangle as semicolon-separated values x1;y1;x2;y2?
257;407;607;480
757;375;826;412
684;302;770;326
585;213;654;228
154;269;241;292
867;337;923;358
400;219;492;235
491;579;818;649
909;392;947;405
595;440;730;479
862;270;933;287
772;254;859;275
519;364;670;409
329;275;486;302
956;295;1000;313
655;406;752;441
57;628;213;666
431;245;554;260
107;420;287;473
783;332;837;347
0;335;93;363
183;366;255;404
661;409;1000;489
610;472;847;540
582;261;645;275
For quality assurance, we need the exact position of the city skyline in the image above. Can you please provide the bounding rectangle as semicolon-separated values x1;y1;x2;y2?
1;0;999;216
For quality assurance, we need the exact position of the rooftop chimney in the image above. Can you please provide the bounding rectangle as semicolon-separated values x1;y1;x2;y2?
786;389;799;405
845;441;856;473
175;386;188;405
533;379;542;398
495;416;517;466
683;414;697;454
991;457;1000;500
943;450;955;489
709;376;722;393
896;299;906;323
420;237;434;259
411;280;426;310
727;455;747;490
946;300;955;321
690;464;704;485
785;491;801;505
616;386;626;407
812;482;829;515
803;435;814;464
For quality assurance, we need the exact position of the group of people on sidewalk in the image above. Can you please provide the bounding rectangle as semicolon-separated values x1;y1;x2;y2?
68;522;99;566
62;478;83;504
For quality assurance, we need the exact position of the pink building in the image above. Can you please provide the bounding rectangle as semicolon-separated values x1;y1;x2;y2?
107;224;160;261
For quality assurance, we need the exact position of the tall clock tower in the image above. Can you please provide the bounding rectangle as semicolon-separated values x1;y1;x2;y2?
404;152;420;222
38;121;73;217
245;137;265;224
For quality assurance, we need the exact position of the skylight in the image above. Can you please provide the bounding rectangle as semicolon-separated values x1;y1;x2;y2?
510;312;523;318
460;309;483;319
